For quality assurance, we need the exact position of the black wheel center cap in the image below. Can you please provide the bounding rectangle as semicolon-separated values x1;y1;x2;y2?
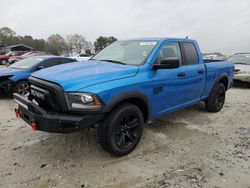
121;124;129;132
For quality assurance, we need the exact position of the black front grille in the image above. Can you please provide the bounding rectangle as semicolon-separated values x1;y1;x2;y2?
30;84;59;112
29;77;67;113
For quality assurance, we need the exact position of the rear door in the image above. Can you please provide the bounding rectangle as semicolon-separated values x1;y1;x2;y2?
180;42;206;103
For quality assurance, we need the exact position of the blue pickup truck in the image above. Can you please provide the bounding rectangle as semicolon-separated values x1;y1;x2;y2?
13;38;234;156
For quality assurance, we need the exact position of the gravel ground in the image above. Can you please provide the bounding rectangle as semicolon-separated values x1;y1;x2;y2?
0;87;249;188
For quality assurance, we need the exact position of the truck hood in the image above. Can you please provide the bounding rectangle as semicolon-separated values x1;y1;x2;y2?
0;67;24;77
31;60;139;91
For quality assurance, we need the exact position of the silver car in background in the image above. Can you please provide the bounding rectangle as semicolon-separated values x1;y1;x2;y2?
229;53;250;84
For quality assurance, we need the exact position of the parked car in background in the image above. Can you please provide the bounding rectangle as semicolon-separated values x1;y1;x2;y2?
0;51;28;65
14;38;234;156
203;54;228;61
228;53;250;84
8;51;50;65
71;53;92;61
0;56;77;96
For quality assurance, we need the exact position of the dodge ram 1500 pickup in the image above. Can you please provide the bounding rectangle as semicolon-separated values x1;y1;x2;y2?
13;38;234;156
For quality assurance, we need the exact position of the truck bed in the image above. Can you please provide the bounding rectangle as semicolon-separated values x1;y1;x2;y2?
203;59;225;63
202;60;234;99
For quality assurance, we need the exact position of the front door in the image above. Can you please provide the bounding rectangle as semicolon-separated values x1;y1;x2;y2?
152;41;205;118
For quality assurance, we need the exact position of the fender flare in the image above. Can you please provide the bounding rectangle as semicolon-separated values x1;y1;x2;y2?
215;73;229;89
208;73;229;98
102;92;151;118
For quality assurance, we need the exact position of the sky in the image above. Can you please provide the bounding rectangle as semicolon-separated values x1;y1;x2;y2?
1;0;250;54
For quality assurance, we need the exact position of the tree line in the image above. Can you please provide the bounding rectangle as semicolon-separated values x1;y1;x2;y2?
0;27;117;55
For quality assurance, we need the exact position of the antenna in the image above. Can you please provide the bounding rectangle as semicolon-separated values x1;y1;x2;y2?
185;36;188;39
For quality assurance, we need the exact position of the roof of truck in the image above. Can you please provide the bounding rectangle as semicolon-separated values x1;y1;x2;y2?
121;37;194;42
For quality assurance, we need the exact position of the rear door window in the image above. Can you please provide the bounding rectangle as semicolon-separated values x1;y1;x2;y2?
42;59;61;68
59;58;76;64
181;42;199;65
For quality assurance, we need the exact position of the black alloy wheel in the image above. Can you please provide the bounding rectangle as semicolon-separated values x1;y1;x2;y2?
114;112;141;150
14;81;30;96
215;89;225;110
205;83;226;112
98;103;144;156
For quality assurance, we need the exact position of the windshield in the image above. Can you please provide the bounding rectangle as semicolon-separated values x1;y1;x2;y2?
10;57;43;69
229;54;250;65
91;41;157;65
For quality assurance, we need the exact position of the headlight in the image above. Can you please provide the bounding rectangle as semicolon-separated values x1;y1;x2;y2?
65;93;103;110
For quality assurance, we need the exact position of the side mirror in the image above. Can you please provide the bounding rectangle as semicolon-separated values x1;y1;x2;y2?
37;65;46;70
152;58;180;70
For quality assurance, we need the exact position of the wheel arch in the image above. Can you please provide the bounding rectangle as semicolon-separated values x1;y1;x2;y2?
11;78;29;85
103;92;151;122
217;74;229;90
208;74;228;99
12;79;30;93
214;74;229;90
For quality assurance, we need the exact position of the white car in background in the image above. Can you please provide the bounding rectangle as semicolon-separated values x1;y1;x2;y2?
228;53;250;84
71;54;92;62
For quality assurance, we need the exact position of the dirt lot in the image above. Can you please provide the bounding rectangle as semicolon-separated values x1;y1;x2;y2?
0;87;249;188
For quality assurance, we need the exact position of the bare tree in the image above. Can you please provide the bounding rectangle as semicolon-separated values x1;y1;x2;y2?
0;27;16;37
65;35;75;56
0;27;17;45
66;34;90;55
46;34;66;55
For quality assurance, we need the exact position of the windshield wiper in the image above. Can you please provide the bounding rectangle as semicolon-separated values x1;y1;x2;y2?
100;59;126;65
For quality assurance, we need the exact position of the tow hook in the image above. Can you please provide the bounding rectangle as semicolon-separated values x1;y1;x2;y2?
31;122;37;131
15;108;20;118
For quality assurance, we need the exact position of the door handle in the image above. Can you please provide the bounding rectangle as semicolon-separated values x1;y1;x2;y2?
198;69;205;74
177;72;186;77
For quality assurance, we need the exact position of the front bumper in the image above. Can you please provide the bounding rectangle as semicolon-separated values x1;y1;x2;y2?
13;93;104;133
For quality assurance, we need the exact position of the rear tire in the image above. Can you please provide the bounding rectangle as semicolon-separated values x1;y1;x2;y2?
205;83;226;112
98;103;144;156
13;81;30;96
0;59;8;65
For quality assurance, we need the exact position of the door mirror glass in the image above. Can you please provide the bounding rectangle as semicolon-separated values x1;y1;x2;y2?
153;42;182;70
37;65;46;70
152;58;180;70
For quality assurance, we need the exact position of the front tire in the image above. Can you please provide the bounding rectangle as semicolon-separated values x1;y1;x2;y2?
13;81;30;96
0;59;8;65
205;83;226;112
98;103;144;156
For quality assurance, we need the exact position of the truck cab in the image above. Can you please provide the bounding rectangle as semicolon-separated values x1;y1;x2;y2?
14;38;234;156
